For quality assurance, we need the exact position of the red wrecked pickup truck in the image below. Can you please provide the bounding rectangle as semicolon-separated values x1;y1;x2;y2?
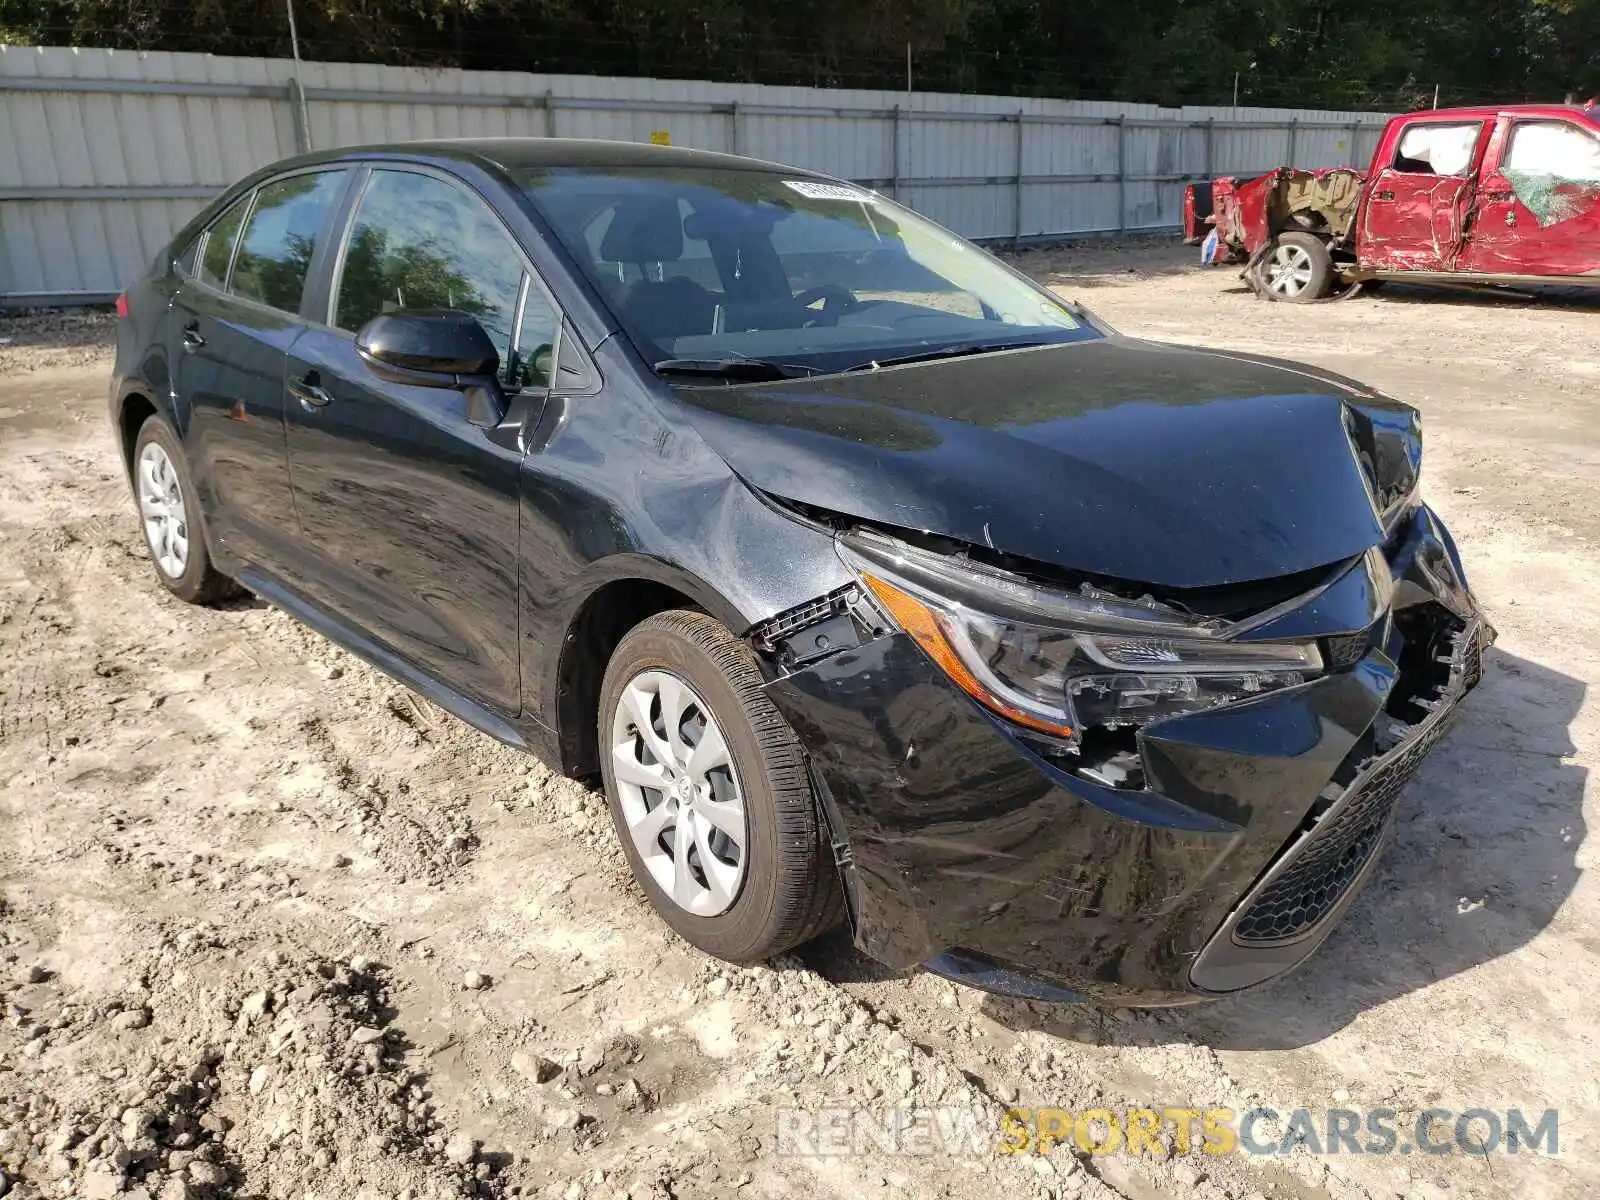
1185;103;1600;301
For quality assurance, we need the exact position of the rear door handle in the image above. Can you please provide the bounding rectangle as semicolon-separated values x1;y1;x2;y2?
288;373;334;411
181;325;205;352
1374;189;1396;201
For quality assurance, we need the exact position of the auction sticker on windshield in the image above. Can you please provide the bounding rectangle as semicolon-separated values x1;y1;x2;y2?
783;180;877;202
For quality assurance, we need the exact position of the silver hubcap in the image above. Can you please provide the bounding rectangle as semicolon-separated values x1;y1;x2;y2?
1266;244;1315;296
137;442;189;579
610;670;747;917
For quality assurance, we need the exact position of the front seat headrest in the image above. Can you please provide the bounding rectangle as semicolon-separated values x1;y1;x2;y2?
600;195;685;263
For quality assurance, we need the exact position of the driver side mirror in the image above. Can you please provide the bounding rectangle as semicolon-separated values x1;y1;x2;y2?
354;311;506;427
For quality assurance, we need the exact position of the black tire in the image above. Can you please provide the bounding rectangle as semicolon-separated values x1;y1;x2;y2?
130;414;240;606
598;610;843;963
1253;231;1334;303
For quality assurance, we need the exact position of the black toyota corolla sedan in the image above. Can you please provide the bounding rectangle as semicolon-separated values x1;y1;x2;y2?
110;138;1491;1004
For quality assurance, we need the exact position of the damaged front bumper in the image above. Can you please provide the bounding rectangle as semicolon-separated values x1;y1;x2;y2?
760;505;1491;1004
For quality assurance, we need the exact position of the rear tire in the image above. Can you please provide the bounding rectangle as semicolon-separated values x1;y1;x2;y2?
598;610;842;964
1253;231;1334;302
131;415;240;605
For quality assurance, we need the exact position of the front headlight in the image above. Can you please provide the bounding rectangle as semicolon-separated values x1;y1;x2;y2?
839;529;1322;745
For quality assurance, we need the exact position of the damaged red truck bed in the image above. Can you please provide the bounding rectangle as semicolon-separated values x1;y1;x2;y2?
1186;103;1600;300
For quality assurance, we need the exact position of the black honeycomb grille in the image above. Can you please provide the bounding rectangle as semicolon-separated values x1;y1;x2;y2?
1233;715;1450;944
1325;631;1371;670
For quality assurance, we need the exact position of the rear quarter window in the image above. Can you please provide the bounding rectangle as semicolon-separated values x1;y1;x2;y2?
198;197;250;290
174;233;201;277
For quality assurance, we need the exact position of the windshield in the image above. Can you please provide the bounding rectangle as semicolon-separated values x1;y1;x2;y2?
515;165;1097;375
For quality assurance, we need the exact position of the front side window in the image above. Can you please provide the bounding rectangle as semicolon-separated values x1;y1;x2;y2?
1392;123;1482;176
229;171;347;313
333;170;524;377
198;196;250;290
519;166;1092;375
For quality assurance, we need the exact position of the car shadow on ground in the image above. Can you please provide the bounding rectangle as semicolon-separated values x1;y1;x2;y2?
801;648;1585;1052
1368;283;1600;311
218;592;271;613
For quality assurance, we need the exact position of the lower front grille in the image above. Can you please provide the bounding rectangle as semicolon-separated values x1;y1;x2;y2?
1232;720;1447;943
1231;616;1481;946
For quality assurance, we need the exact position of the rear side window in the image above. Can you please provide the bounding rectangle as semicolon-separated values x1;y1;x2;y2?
333;169;524;372
1506;122;1600;183
198;197;249;289
229;171;347;314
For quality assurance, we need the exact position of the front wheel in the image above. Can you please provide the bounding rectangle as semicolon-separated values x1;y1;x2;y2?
1253;232;1334;302
598;610;842;963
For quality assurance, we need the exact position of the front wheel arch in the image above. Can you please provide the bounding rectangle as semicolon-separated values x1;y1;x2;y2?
551;561;753;780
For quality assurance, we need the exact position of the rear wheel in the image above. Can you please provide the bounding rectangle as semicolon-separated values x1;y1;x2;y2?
1254;232;1334;302
598;610;842;963
131;415;239;605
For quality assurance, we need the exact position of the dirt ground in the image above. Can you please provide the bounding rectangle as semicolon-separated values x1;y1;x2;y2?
2;244;1597;1200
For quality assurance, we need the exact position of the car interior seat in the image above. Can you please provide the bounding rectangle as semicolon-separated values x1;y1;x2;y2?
599;195;719;343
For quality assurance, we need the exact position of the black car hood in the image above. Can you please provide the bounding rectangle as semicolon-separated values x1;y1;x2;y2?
668;336;1420;589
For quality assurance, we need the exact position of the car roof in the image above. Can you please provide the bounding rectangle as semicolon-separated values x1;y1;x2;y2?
1396;103;1597;123
270;137;833;181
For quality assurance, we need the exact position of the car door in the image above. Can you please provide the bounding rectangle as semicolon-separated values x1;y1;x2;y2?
1461;117;1600;277
281;165;553;715
1358;120;1486;273
171;169;351;570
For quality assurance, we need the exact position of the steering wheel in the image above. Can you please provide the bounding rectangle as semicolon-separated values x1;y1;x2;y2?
794;284;860;326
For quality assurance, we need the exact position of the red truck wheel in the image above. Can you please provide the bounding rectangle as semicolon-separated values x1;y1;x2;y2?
1253;232;1334;302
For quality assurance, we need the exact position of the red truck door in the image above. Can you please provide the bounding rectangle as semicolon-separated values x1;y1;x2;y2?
1461;116;1600;277
1359;120;1488;273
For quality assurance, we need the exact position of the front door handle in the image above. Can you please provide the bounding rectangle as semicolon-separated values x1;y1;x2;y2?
288;373;334;411
1374;189;1396;201
181;325;205;352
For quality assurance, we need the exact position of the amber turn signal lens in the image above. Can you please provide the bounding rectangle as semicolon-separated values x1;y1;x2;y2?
862;573;1075;739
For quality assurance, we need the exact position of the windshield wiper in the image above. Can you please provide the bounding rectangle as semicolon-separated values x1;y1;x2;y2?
654;357;817;381
845;338;1068;372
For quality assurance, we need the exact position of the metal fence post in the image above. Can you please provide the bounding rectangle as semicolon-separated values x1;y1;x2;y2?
1114;116;1127;233
1203;118;1214;180
1287;117;1299;165
1012;110;1025;249
1348;121;1361;167
729;101;741;156
284;0;313;152
286;75;311;154
544;89;557;137
891;104;903;201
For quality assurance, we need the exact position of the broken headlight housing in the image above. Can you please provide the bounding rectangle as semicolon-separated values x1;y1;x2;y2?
838;529;1322;747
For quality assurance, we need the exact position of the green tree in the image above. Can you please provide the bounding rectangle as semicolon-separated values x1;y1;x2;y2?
2;0;1597;109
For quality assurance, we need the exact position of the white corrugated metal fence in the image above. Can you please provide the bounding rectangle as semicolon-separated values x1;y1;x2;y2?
0;45;1393;304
